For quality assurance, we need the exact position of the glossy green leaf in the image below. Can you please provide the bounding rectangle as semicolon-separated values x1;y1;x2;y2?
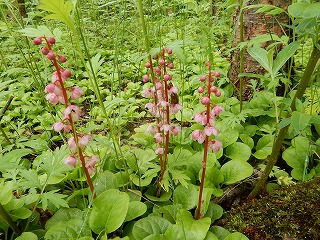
89;189;129;234
124;201;147;222
204;202;224;223
225;142;251;161
173;184;198;210
210;226;230;240
93;170;118;195
132;216;172;239
291;111;311;131
225;232;249;240
15;232;38;240
221;160;253;184
253;135;273;159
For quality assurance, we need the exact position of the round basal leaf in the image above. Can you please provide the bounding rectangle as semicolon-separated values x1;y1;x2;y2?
204;231;219;240
45;208;84;230
288;3;308;17
169;209;211;240
145;186;172;202
225;142;251;161
209;226;230;240
124;201;147;222
93;170;118;195
217;128;239;147
200;167;224;188
173;184;198;210
204;202;224;223
253;135;273;159
156;204;184;224
221;160;253;185
15;232;38;240
132;216;172;239
239;134;254;149
89;189;129;234
144;234;167;240
291;111;311;131
45;219;92;240
225;232;249;240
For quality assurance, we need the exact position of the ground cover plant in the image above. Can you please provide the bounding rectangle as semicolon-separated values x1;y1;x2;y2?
0;0;320;239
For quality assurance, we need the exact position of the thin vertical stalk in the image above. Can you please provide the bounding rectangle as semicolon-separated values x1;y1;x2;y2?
195;67;212;220
0;203;21;236
239;0;244;111
248;45;320;199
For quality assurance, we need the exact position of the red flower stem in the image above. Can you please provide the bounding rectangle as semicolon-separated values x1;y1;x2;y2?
44;37;96;198
195;66;212;220
158;50;170;185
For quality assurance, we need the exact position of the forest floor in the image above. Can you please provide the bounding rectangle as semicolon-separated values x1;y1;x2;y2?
221;177;320;240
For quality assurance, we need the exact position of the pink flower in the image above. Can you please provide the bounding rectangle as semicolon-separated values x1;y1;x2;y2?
155;81;163;90
161;124;171;133
170;125;181;136
52;122;65;132
192;113;206;125
143;74;149;82
171;104;183;114
191;130;205;144
204;126;219;136
63;105;82;122
46;93;59;105
64;155;77;167
212;105;224;115
145;103;157;115
201;96;210;105
155;147;164;155
209;115;216;126
208;140;223;152
45;84;56;93
71;86;84;99
154;133;163;143
146;125;157;135
215;90;221;97
142;88;154;98
158;100;169;108
68;137;76;150
169;86;178;95
85;155;100;175
78;135;92;148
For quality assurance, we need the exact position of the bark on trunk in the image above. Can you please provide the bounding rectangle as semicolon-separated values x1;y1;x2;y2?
228;0;291;100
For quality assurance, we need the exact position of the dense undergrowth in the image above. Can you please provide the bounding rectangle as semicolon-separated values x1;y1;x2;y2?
0;0;320;239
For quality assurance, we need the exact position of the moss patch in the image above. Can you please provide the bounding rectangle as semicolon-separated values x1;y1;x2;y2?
223;177;320;239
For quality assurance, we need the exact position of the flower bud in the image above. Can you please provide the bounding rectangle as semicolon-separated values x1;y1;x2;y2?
200;76;206;82
201;96;210;105
33;38;42;45
58;55;67;63
41;46;49;55
159;58;165;66
145;62;151;68
47;37;56;44
167;49;173;54
214;71;220;77
168;62;174;69
198;86;204;93
47;51;55;60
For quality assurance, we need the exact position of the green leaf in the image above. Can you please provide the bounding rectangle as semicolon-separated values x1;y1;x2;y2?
225;232;249;240
217;127;239;147
132;216;172;239
291;111;311;131
204;202;224;223
45;208;84;230
209;226;230;240
9;207;32;220
19;170;41;189
225;142;251;161
1;149;33;163
272;41;299;76
86;53;104;76
93;170;118;195
247;47;271;73
288;3;309;18
124;201;147;222
18;25;54;37
41;190;69;210
253;135;273;159
89;189;129;234
15;232;38;240
221;160;253;184
155;204;184;224
45;219;92;240
239;134;254;149
164;209;211;240
38;0;74;30
173;184;198;210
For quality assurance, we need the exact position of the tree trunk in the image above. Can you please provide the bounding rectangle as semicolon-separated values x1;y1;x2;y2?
228;0;291;100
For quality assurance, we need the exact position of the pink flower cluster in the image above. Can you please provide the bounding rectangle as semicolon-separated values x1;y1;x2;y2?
33;36;99;174
142;49;182;154
191;61;223;152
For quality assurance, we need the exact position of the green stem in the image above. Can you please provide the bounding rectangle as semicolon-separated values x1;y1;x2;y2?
248;45;320;199
0;203;20;236
239;0;244;111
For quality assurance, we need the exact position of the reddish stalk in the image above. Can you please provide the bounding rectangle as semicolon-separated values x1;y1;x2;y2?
41;37;96;198
195;66;212;220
